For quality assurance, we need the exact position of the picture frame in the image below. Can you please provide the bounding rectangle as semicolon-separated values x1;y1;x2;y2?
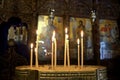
99;19;119;59
37;15;64;60
69;17;93;60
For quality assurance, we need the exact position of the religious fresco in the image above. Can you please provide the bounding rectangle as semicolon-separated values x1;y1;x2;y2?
99;19;119;59
8;25;28;45
37;15;64;60
69;17;93;60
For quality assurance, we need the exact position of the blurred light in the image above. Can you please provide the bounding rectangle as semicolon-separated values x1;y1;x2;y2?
39;40;44;44
91;10;96;22
44;49;47;53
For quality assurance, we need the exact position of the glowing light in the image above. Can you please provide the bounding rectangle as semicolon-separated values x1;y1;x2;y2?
65;28;68;34
77;38;80;45
81;30;84;37
31;43;33;48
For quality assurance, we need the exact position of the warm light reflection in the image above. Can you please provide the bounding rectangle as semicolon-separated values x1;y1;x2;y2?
31;43;33;49
66;34;69;39
65;28;68;34
81;30;84;37
77;38;80;45
36;30;38;35
35;48;37;53
52;30;55;41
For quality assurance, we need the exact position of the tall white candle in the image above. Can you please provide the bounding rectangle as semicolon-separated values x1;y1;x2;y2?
35;30;39;67
51;38;54;68
53;31;57;67
35;48;38;67
81;30;84;68
51;31;55;68
64;28;68;67
77;38;80;67
54;37;57;67
30;43;33;67
64;38;67;67
36;30;39;49
66;34;70;67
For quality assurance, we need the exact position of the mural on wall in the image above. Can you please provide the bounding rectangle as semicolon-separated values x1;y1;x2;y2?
99;19;119;59
8;25;28;45
37;15;64;60
69;17;93;60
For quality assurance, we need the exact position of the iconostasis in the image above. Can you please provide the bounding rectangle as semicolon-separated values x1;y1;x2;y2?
37;15;93;61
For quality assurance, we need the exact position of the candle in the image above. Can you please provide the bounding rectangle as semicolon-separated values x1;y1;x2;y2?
51;38;54;68
66;34;70;66
35;30;39;67
51;31;55;68
77;38;80;67
51;31;57;68
81;30;84;37
81;30;84;68
36;30;39;47
65;28;68;34
64;28;68;67
64;38;67;67
30;43;33;67
35;47;38;67
64;27;70;67
54;31;57;67
54;37;57;67
36;30;39;48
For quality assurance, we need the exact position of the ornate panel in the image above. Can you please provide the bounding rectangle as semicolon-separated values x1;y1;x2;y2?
4;0;33;14
68;0;92;18
98;1;120;19
37;0;66;15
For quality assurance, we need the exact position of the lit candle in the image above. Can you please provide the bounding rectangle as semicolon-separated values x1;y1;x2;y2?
77;38;80;67
35;30;39;67
30;43;33;67
81;30;84;68
51;31;55;68
65;28;68;34
54;37;57;67
35;47;38;67
64;39;67;67
36;30;39;48
51;38;54;68
64;28;68;67
54;31;57;67
66;34;70;66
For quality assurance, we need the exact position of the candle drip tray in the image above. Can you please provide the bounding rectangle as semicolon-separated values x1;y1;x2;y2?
15;65;107;80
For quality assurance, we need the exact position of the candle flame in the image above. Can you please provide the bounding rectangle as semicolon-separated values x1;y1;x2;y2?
66;34;69;39
52;31;55;41
35;48;37;52
81;30;84;37
77;38;80;44
36;30;38;35
53;30;55;37
65;28;68;34
31;43;33;48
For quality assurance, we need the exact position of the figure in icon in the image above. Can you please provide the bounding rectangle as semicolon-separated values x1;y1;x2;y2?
76;20;85;39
